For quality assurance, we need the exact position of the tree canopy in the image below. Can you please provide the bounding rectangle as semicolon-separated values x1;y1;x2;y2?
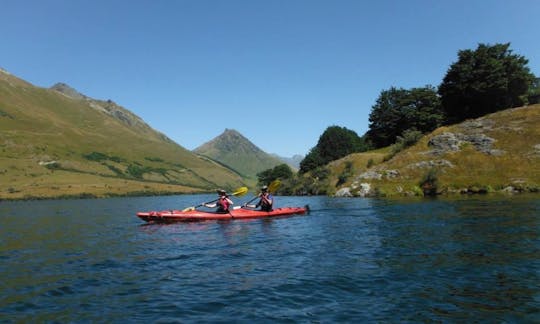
299;126;368;173
438;43;535;124
256;163;293;186
366;86;443;148
529;77;540;104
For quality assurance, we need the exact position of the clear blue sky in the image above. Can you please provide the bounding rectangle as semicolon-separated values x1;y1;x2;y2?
2;0;539;157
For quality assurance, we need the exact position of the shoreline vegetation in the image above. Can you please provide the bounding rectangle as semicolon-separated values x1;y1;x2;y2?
1;187;538;202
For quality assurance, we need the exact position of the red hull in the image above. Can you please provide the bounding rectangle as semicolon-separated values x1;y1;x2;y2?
137;206;308;223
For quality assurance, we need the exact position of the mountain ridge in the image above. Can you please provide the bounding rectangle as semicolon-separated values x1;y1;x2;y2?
0;69;245;199
194;129;285;184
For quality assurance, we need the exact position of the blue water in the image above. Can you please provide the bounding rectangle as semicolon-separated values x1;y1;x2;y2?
1;195;539;322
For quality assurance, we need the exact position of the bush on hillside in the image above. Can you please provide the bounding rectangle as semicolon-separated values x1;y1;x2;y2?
384;128;424;161
420;168;439;196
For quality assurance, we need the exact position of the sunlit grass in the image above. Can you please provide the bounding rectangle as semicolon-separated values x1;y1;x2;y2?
0;74;245;199
329;105;540;196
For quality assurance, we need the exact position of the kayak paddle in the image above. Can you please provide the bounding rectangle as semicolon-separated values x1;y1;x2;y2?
182;186;248;212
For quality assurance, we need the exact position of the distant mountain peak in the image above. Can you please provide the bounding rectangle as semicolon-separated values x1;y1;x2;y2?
194;129;284;180
221;128;247;141
50;82;87;100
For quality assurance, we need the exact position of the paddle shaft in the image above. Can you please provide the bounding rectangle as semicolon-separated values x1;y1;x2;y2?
183;186;248;212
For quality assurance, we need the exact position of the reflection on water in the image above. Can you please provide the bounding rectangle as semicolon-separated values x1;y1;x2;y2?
0;195;538;322
371;197;540;322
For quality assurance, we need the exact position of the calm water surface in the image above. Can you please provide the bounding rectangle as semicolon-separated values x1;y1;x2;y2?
1;195;539;322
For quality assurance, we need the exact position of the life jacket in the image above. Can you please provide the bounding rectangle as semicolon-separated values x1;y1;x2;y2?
258;193;273;211
217;196;230;212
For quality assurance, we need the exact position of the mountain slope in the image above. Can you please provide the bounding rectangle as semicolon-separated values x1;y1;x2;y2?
271;153;302;170
327;104;540;196
193;129;284;184
0;68;244;199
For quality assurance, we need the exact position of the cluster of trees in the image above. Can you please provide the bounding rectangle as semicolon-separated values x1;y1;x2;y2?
256;163;293;186
367;43;536;150
296;42;537;174
255;42;537;190
366;86;443;148
299;126;369;173
439;43;535;124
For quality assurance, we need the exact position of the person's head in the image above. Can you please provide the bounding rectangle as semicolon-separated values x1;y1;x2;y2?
261;185;268;192
217;189;227;197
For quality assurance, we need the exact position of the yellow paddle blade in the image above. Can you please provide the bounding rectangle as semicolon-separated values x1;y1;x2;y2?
231;186;249;197
182;206;195;212
268;179;281;193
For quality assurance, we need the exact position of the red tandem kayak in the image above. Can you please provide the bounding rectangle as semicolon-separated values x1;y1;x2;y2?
137;206;309;223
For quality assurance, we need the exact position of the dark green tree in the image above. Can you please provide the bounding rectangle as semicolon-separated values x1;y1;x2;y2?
438;43;535;124
529;77;540;104
257;163;293;186
366;86;443;148
299;126;368;173
299;147;322;174
317;126;369;161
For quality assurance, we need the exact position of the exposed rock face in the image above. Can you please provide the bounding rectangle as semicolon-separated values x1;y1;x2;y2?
335;182;371;197
385;170;400;178
428;132;504;156
357;169;399;180
357;170;382;180
427;117;506;156
428;132;461;154
357;183;371;197
51;83;87;100
533;144;540;155
407;160;454;169
335;187;353;197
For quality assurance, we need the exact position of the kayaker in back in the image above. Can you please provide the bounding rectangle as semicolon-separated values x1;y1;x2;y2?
204;189;233;213
255;185;273;211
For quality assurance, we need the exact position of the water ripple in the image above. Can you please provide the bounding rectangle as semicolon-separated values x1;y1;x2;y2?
0;195;538;322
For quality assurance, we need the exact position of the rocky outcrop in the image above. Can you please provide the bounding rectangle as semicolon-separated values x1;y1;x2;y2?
356;169;400;180
335;182;371;197
427;117;506;156
335;187;353;197
51;83;87;100
357;170;382;180
428;132;504;156
407;160;454;169
533;144;540;156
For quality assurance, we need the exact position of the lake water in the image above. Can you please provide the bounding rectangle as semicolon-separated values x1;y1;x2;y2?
1;195;539;322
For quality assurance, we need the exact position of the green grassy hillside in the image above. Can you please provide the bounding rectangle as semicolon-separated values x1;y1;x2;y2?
326;104;540;196
193;129;284;186
0;69;245;199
